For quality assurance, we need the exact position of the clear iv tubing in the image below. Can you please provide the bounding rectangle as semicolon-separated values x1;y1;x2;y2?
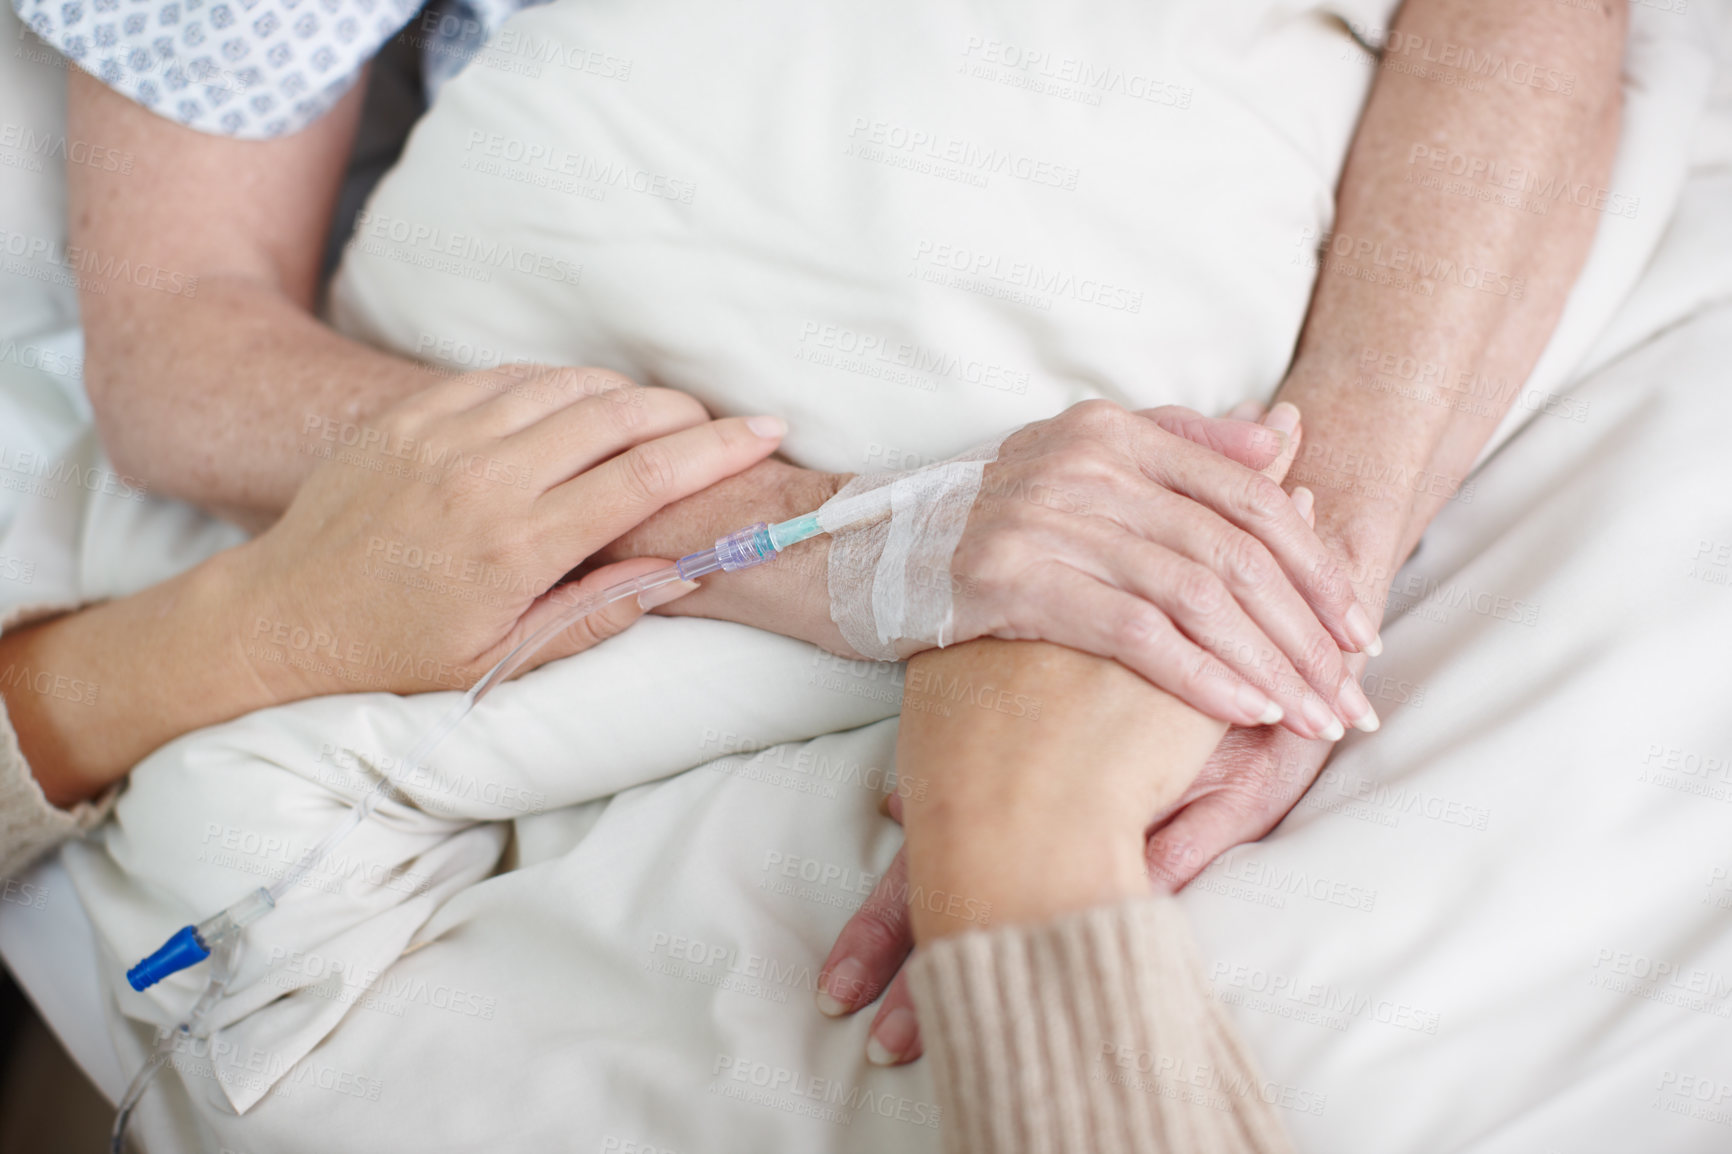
111;494;891;1152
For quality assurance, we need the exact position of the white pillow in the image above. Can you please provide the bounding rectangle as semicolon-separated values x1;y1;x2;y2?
332;0;1403;475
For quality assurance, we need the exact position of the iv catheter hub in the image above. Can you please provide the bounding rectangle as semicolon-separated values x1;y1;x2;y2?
126;927;208;992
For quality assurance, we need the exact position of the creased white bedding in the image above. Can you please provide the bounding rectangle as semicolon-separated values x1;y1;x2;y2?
3;0;1732;1151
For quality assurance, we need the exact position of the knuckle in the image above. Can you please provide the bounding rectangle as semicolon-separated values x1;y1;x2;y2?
1216;531;1276;590
567;610;609;649
1064;398;1125;434
1311;564;1354;612
845;907;909;960
1231;473;1288;524
1172;562;1229;619
1046;438;1123;493
1113;603;1170;656
1299;631;1343;681
621;442;680;501
1153;405;1210;444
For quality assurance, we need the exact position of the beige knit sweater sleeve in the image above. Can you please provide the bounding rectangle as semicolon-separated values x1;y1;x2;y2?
0;602;114;879
907;894;1296;1154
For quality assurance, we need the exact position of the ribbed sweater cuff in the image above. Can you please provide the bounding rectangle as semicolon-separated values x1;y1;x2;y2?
0;600;113;878
907;894;1295;1154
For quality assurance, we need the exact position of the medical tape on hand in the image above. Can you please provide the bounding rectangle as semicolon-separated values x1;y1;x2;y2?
822;438;1004;660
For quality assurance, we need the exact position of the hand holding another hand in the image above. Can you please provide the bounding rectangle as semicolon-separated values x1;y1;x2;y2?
923;400;1382;740
232;366;788;700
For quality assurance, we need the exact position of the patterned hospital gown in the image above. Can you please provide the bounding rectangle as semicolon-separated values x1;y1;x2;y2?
10;0;541;138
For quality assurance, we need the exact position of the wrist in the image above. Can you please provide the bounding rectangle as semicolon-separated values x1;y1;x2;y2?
204;542;323;711
649;462;852;646
906;811;1148;941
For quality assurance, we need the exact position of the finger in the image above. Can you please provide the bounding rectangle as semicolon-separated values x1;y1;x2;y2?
1144;790;1260;892
533;416;786;563
1141;406;1286;474
502;556;693;672
1016;566;1286;729
1225;400;1267;422
866;971;924;1066
1257;402;1303;483
1145;764;1316;893
509;386;716;484
464;365;647;436
1057;506;1352;738
1132;421;1382;658
817;846;915;1018
1175;507;1368;735
1093;533;1349;740
391;363;556;421
1136;409;1370;731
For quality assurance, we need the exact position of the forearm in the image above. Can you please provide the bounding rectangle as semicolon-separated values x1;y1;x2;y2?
602;460;853;649
67;67;438;523
84;282;441;522
1281;0;1625;596
899;639;1224;941
0;550;275;807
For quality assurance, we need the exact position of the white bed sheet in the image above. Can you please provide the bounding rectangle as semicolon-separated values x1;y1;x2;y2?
0;855;124;1100
1;0;1730;1150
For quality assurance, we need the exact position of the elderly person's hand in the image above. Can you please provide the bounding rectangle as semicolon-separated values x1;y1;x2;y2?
636;399;1382;741
812;403;1351;1064
942;401;1379;740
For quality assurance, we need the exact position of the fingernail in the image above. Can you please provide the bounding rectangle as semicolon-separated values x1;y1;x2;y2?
637;579;700;610
1291;486;1315;523
866;1007;918;1066
1345;603;1383;656
1335;674;1380;733
1236;681;1283;726
816;957;868;1017
1303;695;1346;742
1261;402;1301;439
746;415;787;439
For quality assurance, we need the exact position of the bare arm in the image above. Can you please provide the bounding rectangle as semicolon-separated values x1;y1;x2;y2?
2;372;786;807
1282;0;1626;610
67;68;441;523
68;65;1387;711
66;66;849;641
824;0;1627;1061
911;0;1629;918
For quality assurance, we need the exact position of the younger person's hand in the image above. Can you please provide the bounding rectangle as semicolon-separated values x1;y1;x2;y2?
234;366;787;698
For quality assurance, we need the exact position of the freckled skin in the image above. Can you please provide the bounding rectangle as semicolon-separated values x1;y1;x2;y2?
824;0;1627;1065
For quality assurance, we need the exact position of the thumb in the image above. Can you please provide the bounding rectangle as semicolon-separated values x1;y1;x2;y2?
1257;401;1303;484
1141;405;1287;473
507;557;698;675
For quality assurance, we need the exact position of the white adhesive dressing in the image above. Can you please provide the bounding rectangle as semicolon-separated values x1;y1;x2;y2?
822;438;1004;660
